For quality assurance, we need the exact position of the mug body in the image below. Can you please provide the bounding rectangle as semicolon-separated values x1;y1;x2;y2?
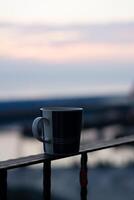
41;107;83;155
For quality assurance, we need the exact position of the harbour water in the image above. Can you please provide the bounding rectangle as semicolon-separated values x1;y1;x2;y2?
0;126;134;166
0;126;134;200
0;126;134;167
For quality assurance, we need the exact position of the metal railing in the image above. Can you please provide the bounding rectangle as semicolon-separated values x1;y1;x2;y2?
0;135;134;200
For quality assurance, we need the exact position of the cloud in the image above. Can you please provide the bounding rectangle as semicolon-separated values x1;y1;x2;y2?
0;21;134;44
0;21;134;63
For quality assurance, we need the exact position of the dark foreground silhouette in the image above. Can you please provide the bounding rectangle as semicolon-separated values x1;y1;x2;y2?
8;165;134;200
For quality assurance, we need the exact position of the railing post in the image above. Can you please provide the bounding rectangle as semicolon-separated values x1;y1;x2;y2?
0;170;7;200
43;161;51;200
80;153;88;200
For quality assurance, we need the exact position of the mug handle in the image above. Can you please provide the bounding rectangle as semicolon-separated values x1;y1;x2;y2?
32;117;50;143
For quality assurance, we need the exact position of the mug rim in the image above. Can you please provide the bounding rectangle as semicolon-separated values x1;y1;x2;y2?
40;107;83;112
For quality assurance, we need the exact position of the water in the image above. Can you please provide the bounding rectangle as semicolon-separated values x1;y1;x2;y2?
7;165;134;200
1;127;134;200
0;126;134;166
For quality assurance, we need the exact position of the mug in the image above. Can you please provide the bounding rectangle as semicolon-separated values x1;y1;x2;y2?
32;107;83;155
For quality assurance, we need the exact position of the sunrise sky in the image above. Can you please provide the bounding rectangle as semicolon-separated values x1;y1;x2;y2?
0;0;134;99
0;0;134;24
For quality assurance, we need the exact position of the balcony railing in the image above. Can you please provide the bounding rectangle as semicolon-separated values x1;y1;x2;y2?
0;135;134;200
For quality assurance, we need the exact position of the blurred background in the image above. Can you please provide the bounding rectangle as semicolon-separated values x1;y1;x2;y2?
0;0;134;199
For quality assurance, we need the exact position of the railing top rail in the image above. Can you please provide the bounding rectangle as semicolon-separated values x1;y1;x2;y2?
0;136;134;170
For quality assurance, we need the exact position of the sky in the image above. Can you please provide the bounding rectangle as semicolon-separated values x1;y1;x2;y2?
0;0;134;24
0;0;134;99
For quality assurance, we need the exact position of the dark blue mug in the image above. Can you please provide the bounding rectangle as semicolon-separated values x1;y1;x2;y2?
32;107;83;155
